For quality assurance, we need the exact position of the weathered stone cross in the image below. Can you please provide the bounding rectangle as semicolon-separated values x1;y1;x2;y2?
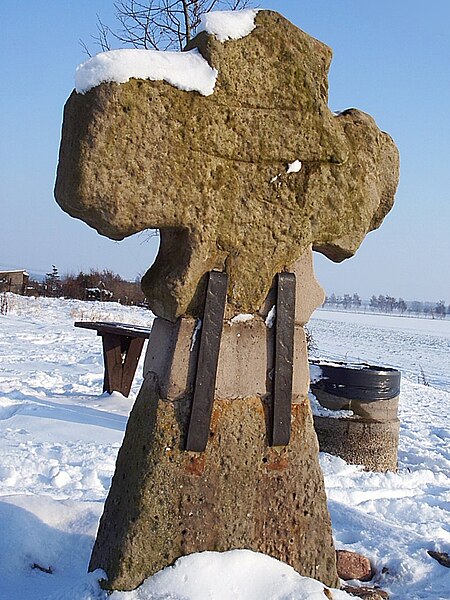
55;10;398;323
55;10;399;593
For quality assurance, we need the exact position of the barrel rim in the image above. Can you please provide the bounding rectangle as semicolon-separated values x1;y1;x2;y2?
309;359;400;376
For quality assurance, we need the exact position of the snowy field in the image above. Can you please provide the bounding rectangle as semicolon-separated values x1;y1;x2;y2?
310;309;450;392
0;295;449;600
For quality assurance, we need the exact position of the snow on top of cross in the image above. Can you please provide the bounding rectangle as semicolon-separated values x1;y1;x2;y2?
75;10;259;94
75;48;218;95
198;9;259;42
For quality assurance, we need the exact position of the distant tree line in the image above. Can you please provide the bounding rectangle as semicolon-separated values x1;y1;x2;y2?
324;293;448;319
368;294;407;313
325;293;363;310
26;266;146;306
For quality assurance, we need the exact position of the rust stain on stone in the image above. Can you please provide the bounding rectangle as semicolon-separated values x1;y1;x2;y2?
185;453;207;476
89;381;339;591
265;457;289;471
209;402;223;433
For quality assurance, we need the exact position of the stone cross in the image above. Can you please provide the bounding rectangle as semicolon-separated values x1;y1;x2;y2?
55;10;398;323
55;10;399;593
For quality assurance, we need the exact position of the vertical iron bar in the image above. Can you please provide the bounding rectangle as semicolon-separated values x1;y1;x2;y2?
272;271;296;446
186;271;228;452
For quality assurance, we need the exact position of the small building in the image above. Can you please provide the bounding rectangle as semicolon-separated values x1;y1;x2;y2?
0;270;29;295
85;281;113;302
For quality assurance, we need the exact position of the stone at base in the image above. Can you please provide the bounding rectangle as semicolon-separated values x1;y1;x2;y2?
336;549;374;582
342;585;389;599
89;374;339;591
427;550;450;568
313;416;399;472
312;389;399;422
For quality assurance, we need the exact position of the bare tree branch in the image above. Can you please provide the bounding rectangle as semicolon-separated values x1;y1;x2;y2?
81;0;256;54
182;0;191;44
95;15;113;52
79;38;92;58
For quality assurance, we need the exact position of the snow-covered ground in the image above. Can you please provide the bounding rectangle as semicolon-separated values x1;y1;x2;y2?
310;310;450;599
0;295;449;599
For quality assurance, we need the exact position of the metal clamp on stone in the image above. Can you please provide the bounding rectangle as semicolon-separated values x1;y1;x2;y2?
186;269;297;452
272;272;296;447
186;271;228;452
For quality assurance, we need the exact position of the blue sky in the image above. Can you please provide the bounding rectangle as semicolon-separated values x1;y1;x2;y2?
1;1;449;301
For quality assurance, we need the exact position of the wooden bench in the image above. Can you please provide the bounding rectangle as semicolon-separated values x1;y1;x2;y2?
75;321;152;397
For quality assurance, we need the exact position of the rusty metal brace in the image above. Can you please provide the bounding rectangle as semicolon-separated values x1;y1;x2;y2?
185;270;296;452
272;271;296;446
186;271;228;452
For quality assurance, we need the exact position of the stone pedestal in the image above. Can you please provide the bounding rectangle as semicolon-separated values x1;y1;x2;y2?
313;414;399;472
89;249;339;591
90;375;338;590
311;365;400;472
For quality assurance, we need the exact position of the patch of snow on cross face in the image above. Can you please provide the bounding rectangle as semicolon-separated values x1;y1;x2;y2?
230;313;254;324
265;305;276;328
286;160;302;174
75;48;218;95
190;318;202;351
198;9;259;42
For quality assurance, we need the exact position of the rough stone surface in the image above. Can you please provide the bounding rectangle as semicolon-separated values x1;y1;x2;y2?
258;246;325;327
342;585;389;599
55;8;398;592
427;550;450;568
336;550;374;582
291;249;326;326
89;374;339;591
313;389;399;422
313;415;399;472
311;381;400;472
144;316;309;400
54;10;399;321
